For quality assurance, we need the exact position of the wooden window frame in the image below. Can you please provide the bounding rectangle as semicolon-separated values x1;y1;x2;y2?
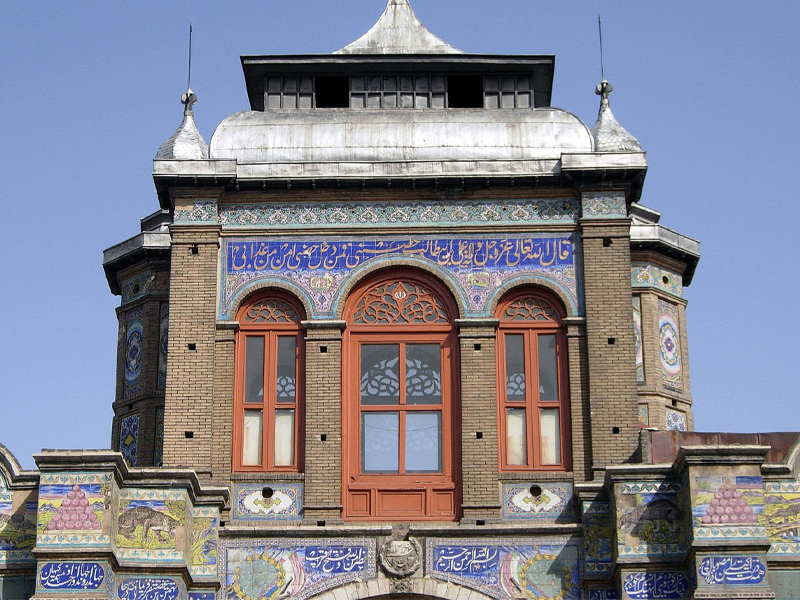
342;271;460;520
496;290;571;472
232;294;305;473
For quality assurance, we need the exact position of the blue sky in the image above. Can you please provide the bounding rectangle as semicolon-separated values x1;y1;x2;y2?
1;1;798;470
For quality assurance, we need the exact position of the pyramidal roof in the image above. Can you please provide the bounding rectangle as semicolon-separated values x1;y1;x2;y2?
336;0;463;55
590;81;643;153
155;89;209;160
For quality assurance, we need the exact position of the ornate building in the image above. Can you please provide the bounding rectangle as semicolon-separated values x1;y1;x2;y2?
2;2;800;599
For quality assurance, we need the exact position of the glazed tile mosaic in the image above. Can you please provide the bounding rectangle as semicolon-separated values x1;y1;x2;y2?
631;263;683;298
658;300;682;391
218;197;580;229
116;488;185;563
692;475;766;539
37;472;112;547
174;200;218;224
158;303;168;390
124;308;144;398
581;193;627;219
426;537;582;600
622;571;688;600
119;413;139;466
220;233;580;319
696;555;766;587
0;499;36;565
764;481;800;555
190;506;218;578
589;589;619;600
583;501;613;577
153;408;165;467
501;482;572;520
665;409;686;432
121;271;153;305
632;296;644;384
233;483;302;521
638;405;649;428
219;537;376;600
617;481;688;559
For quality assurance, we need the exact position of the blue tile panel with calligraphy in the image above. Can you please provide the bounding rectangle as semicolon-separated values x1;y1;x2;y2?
37;561;109;593
589;590;620;600
622;572;689;600
426;537;582;600
189;593;216;600
117;577;181;600
697;556;766;586
219;538;376;600
220;233;580;320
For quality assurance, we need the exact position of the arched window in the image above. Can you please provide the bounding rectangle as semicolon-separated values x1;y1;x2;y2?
343;272;458;520
496;290;570;471
233;293;305;472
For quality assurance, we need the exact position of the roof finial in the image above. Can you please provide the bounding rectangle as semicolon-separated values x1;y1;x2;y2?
181;24;197;116
595;16;613;103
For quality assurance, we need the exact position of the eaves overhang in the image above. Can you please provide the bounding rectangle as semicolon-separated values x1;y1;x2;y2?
241;54;555;111
102;231;171;295
630;223;700;285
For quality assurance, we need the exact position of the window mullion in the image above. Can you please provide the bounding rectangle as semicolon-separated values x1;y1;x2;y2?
527;331;539;468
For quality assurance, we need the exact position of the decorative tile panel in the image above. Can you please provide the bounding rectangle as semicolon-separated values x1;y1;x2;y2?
427;537;582;600
764;481;800;555
189;593;215;600
502;482;572;521
638;405;649;428
190;506;218;579
124;308;144;398
658;300;682;391
157;303;168;390
0;499;36;565
119;414;139;466
581;192;627;219
37;473;112;547
153;408;165;467
665;409;686;432
220;234;580;319
219;197;579;229
174;199;218;225
692;475;766;539
121;271;153;305
219;538;376;600
117;576;183;600
589;589;619;600
617;481;687;559
631;263;683;298
36;561;113;594
233;483;302;521
622;571;689;600
583;501;613;577
633;296;644;384
116;489;185;562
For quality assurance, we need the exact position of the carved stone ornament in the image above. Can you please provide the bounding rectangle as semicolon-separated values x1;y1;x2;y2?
392;578;414;593
379;536;422;578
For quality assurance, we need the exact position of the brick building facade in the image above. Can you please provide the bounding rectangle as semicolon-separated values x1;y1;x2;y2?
2;2;799;599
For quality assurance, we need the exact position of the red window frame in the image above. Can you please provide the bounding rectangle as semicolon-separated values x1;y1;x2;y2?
342;271;460;520
232;294;305;473
496;290;571;472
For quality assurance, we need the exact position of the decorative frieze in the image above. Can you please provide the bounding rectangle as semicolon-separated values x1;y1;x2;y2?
174;200;218;225
502;482;572;520
658;300;683;391
631;263;683;298
232;483;302;521
119;414;139;466
121;271;153;305
581;193;627;219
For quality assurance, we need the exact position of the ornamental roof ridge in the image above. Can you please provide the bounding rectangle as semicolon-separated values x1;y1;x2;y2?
335;0;464;55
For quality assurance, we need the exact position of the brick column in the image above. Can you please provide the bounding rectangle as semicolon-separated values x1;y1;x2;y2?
456;319;501;523
163;225;220;480
580;192;639;476
302;320;346;523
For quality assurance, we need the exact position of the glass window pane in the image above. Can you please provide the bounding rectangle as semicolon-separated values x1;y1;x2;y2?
283;77;297;93
406;344;441;405
367;76;381;91
400;93;414;108
383;76;397;91
360;345;400;405
276;337;296;403
245;337;265;403
362;413;399;473
538;334;559;401
406;412;441;472
501;75;515;91
506;408;527;465
350;94;366;109
367;93;381;108
351;76;365;92
540;408;561;464
382;93;397;108
274;409;295;466
431;75;446;92
505;334;526;401
283;94;297;109
500;92;516;108
517;92;531;108
242;410;263;466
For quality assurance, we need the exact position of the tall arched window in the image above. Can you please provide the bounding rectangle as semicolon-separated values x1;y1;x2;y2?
343;271;458;520
496;289;570;471
233;293;305;472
